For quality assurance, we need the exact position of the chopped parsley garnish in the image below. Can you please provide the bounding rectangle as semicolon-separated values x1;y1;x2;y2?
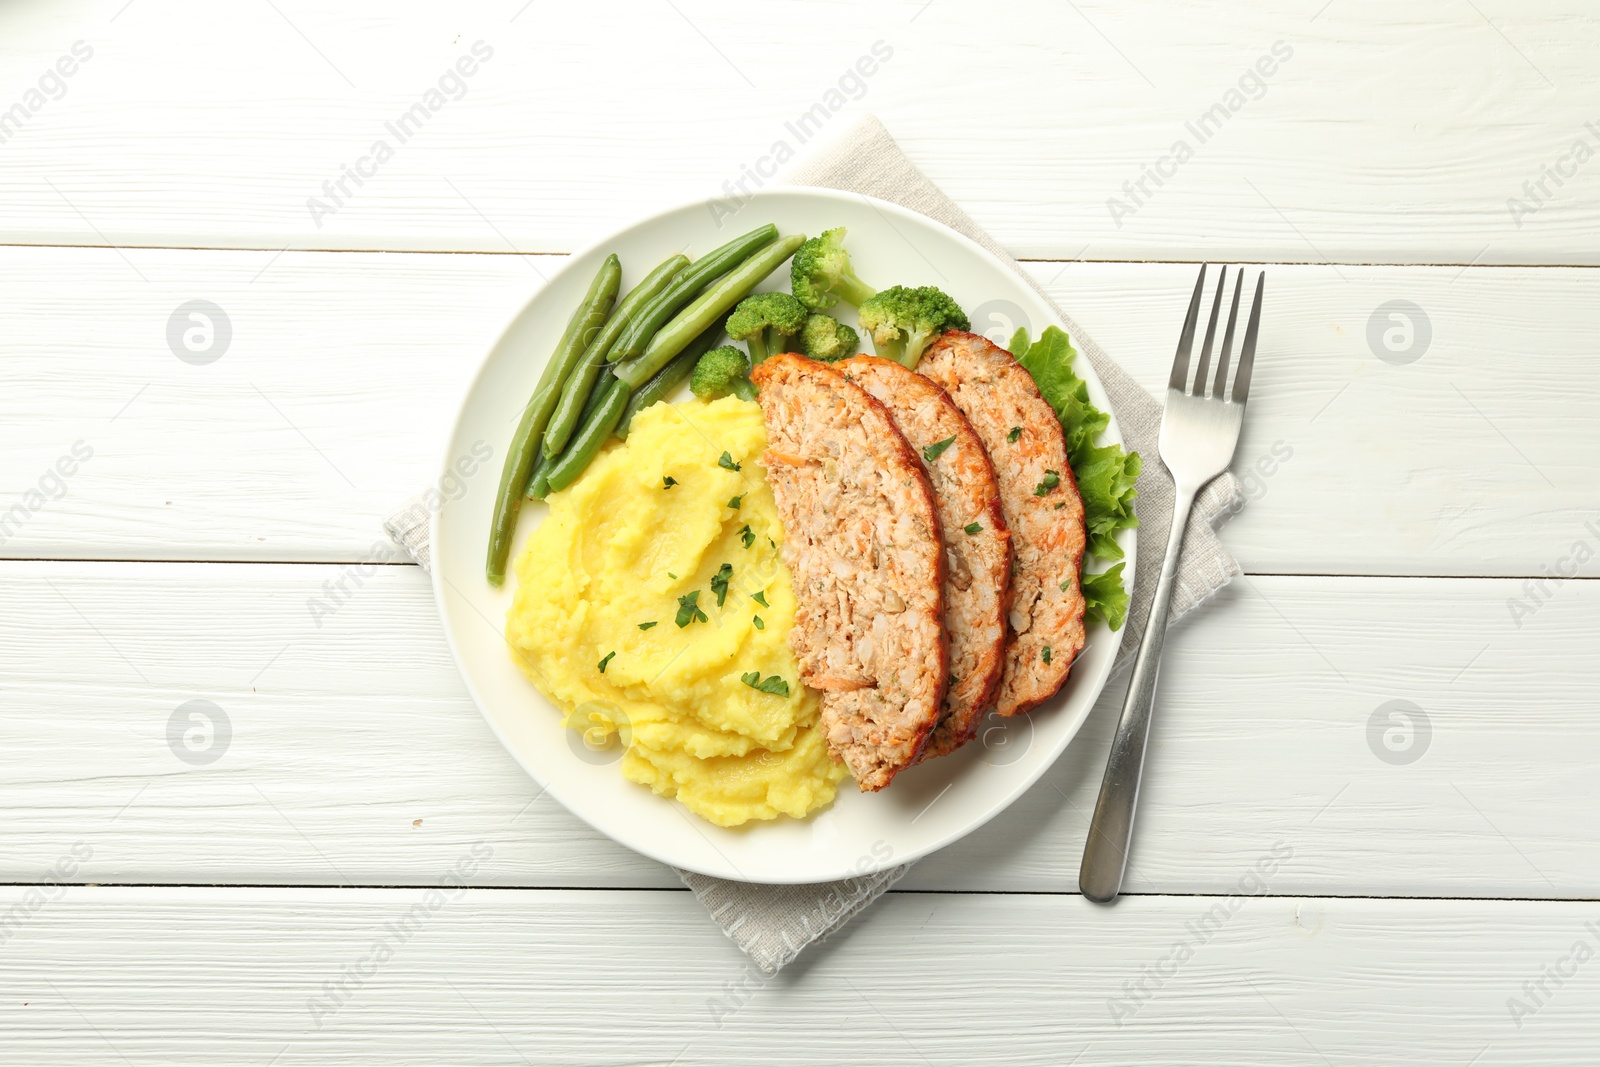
739;524;755;549
675;591;708;627
638;620;658;630
752;615;765;630
963;522;982;535
711;563;733;606
598;651;616;673
1060;579;1073;592
727;494;744;509
740;671;790;697
662;476;677;489
750;591;768;607
1007;426;1022;443
921;435;956;463
718;451;740;471
1033;470;1061;496
1041;646;1052;665
667;572;677;580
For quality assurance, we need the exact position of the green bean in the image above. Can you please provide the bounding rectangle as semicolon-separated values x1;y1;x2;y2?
543;254;687;457
615;322;723;439
485;254;621;586
615;234;805;388
531;363;619;498
572;364;619;436
544;378;631;493
608;224;778;362
524;448;556;502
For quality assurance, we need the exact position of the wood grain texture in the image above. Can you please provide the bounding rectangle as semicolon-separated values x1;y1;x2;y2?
0;886;1590;1065
0;2;1596;261
3;560;1594;896
4;2;1597;1054
1045;261;1600;576
3;247;1595;574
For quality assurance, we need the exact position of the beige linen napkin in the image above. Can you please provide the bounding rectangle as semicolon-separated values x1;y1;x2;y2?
385;115;1243;975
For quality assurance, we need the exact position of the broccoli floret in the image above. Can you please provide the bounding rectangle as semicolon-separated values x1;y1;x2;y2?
798;313;860;363
790;227;876;311
690;345;757;402
857;285;970;369
725;292;808;365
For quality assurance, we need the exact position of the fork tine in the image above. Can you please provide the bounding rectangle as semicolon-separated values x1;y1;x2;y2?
1230;271;1265;404
1191;268;1227;396
1167;264;1207;392
1212;268;1244;399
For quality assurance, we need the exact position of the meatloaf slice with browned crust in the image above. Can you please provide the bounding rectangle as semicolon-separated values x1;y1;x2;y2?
919;331;1086;717
838;355;1011;760
749;352;946;791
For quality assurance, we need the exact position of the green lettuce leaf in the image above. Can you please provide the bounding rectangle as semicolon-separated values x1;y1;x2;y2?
1011;325;1140;630
1080;563;1130;631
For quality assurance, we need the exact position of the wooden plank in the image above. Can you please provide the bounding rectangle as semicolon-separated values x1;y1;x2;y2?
0;886;1588;1065
1048;261;1600;577
0;2;1595;262
2;246;1595;575
3;561;1594;896
0;246;541;563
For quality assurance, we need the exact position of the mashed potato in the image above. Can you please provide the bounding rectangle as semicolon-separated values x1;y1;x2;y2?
505;396;846;826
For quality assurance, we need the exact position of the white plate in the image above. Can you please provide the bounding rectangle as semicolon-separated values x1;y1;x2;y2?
431;188;1135;884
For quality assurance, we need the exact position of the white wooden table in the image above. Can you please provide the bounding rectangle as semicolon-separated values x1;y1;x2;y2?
4;2;1597;1062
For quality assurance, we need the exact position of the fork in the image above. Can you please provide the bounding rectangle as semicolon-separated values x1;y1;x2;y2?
1079;264;1264;905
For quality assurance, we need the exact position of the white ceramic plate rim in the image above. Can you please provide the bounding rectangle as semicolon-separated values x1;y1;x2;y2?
430;187;1134;883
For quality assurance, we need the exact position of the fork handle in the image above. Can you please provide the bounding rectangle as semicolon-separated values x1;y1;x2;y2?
1079;486;1197;904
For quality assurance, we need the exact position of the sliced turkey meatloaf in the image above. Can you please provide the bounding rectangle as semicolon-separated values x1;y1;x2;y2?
749;352;946;790
919;331;1087;717
838;355;1010;760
